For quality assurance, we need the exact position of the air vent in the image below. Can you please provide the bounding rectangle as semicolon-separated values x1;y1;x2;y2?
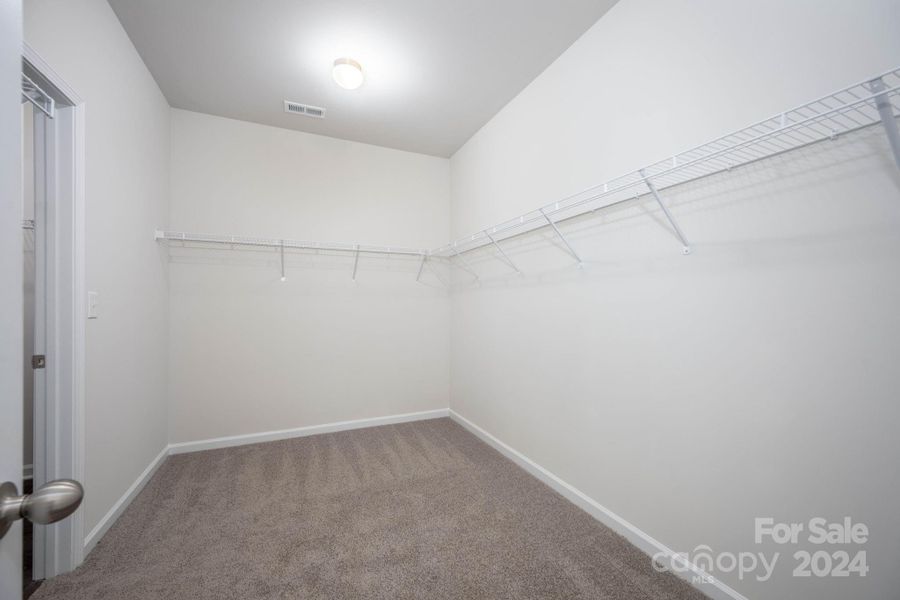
284;100;326;119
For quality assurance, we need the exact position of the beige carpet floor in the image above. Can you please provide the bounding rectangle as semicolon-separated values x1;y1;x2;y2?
33;418;706;599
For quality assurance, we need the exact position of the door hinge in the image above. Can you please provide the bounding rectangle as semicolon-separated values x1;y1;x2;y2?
32;355;45;369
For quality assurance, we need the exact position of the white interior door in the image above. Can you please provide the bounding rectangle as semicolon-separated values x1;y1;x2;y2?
1;1;25;598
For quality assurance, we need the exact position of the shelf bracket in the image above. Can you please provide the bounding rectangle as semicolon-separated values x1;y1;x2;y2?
279;240;286;282
451;246;480;281
540;208;583;266
639;169;691;255
352;244;360;280
415;254;428;282
868;77;900;171
484;230;521;274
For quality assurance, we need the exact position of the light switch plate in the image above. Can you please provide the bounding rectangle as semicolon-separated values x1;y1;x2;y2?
87;291;99;319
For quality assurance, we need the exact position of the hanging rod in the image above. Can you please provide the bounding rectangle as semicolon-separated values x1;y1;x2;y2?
431;66;900;259
154;230;429;258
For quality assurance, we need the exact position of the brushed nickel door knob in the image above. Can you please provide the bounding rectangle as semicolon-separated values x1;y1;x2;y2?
0;479;84;539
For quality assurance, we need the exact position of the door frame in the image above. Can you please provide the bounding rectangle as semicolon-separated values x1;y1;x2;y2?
23;43;86;578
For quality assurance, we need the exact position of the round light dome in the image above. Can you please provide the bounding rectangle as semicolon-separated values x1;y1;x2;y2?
332;57;364;90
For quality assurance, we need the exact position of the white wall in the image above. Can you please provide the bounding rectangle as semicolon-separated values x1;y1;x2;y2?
449;1;900;599
25;0;170;540
168;109;450;443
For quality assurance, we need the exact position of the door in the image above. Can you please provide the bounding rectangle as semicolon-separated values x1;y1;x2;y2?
1;1;25;598
4;13;85;597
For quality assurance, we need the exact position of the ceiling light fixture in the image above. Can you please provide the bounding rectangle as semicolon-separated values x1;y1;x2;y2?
332;57;364;90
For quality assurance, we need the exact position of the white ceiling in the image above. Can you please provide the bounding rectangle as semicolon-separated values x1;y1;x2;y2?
108;0;618;157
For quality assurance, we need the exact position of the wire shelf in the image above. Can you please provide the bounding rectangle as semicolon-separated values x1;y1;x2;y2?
432;67;900;258
154;230;429;257
21;73;55;118
158;66;900;280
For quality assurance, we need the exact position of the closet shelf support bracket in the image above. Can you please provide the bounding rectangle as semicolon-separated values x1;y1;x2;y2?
415;254;428;282
540;208;583;267
640;169;691;255
451;246;480;281
352;244;361;281
868;77;900;171
484;230;521;274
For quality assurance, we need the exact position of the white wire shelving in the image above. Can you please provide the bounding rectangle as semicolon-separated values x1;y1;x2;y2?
431;67;900;264
21;72;55;118
154;230;432;281
154;230;427;256
157;66;900;280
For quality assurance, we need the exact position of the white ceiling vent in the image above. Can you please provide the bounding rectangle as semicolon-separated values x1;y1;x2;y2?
284;100;326;119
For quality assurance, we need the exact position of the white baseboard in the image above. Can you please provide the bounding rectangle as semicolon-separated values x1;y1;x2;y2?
168;408;450;455
82;409;449;554
83;407;741;600
448;409;748;600
83;445;168;556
